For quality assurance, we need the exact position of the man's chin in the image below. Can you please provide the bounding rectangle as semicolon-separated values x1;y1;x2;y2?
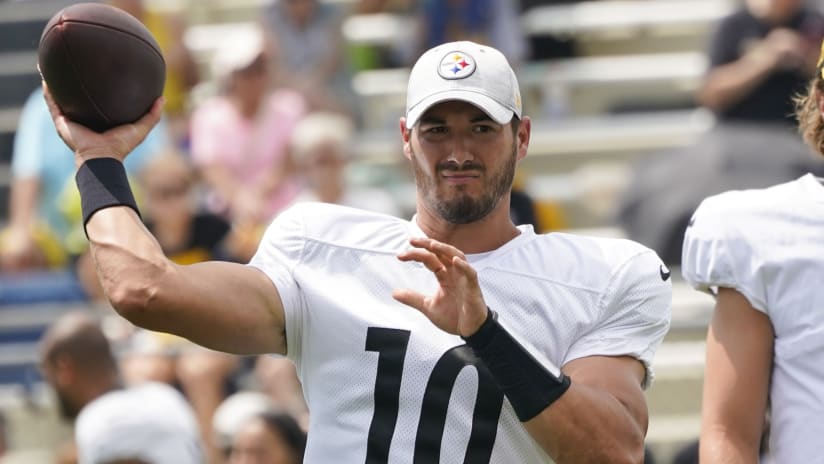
436;200;493;225
57;396;80;420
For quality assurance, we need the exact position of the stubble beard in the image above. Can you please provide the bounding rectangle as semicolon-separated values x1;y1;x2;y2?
410;143;517;225
56;388;80;420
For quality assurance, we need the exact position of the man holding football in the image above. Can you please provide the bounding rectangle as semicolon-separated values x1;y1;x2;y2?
45;40;671;463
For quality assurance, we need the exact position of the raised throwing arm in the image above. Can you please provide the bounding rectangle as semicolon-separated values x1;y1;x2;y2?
44;86;288;355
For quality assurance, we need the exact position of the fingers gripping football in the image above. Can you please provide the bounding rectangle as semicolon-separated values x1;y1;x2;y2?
43;83;163;166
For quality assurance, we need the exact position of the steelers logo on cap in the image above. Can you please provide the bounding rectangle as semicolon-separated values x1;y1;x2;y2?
438;51;476;80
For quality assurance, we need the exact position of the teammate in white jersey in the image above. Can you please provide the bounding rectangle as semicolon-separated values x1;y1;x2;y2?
43;40;671;463
681;41;824;463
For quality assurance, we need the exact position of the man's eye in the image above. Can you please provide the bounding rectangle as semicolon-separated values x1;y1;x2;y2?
425;126;447;134
473;125;493;133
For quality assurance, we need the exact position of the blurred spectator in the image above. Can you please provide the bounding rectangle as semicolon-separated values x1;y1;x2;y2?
213;392;277;457
699;0;824;124
139;150;241;264
617;0;824;264
190;25;307;231
261;0;355;115
254;356;309;431
0;88;166;275
75;382;203;464
110;0;200;146
290;112;402;216
229;411;306;464
39;311;203;463
407;0;528;68
174;349;242;464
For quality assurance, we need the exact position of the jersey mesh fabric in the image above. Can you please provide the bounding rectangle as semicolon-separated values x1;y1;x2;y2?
249;202;671;463
682;174;824;462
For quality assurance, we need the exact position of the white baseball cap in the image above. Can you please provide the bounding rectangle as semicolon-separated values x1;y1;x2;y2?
211;25;266;83
212;391;276;450
405;41;522;129
75;383;203;464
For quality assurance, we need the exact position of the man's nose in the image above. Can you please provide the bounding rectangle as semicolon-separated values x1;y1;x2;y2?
446;136;475;164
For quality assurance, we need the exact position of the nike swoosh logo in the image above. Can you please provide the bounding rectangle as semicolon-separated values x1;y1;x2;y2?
660;265;671;281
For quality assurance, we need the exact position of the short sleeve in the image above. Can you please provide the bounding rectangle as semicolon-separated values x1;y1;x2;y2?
246;205;308;359
564;249;672;388
706;13;744;68
681;195;767;312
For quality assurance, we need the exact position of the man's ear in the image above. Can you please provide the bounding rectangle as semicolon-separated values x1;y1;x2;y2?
400;117;413;161
516;116;531;161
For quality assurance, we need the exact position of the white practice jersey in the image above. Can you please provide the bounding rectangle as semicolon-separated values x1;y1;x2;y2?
682;174;824;462
75;382;203;464
249;202;671;463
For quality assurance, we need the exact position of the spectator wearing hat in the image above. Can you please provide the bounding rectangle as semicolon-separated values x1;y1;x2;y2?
213;391;278;458
39;311;203;464
229;410;306;464
290;112;402;216
190;25;307;234
75;382;203;464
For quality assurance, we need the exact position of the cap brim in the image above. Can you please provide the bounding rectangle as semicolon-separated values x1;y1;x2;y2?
406;89;514;129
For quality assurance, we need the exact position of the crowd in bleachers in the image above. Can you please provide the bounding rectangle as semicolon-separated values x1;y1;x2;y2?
2;0;824;462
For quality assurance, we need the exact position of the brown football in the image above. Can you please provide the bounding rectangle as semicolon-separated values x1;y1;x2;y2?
38;2;165;133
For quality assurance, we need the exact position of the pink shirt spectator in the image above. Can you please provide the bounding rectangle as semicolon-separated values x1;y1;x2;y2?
190;89;307;220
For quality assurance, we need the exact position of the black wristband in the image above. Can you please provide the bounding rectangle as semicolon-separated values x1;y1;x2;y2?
463;308;571;422
76;157;140;235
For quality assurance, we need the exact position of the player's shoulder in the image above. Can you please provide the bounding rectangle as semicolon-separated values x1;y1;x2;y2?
540;231;659;268
688;177;809;240
682;177;816;290
276;202;410;251
519;231;665;290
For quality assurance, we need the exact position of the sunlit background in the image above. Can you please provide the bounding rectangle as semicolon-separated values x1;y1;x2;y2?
1;0;821;462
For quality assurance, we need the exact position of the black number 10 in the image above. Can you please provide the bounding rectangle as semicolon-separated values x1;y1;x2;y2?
364;327;504;464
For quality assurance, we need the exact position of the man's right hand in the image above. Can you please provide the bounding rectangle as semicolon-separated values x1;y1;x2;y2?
42;82;164;168
761;28;808;71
